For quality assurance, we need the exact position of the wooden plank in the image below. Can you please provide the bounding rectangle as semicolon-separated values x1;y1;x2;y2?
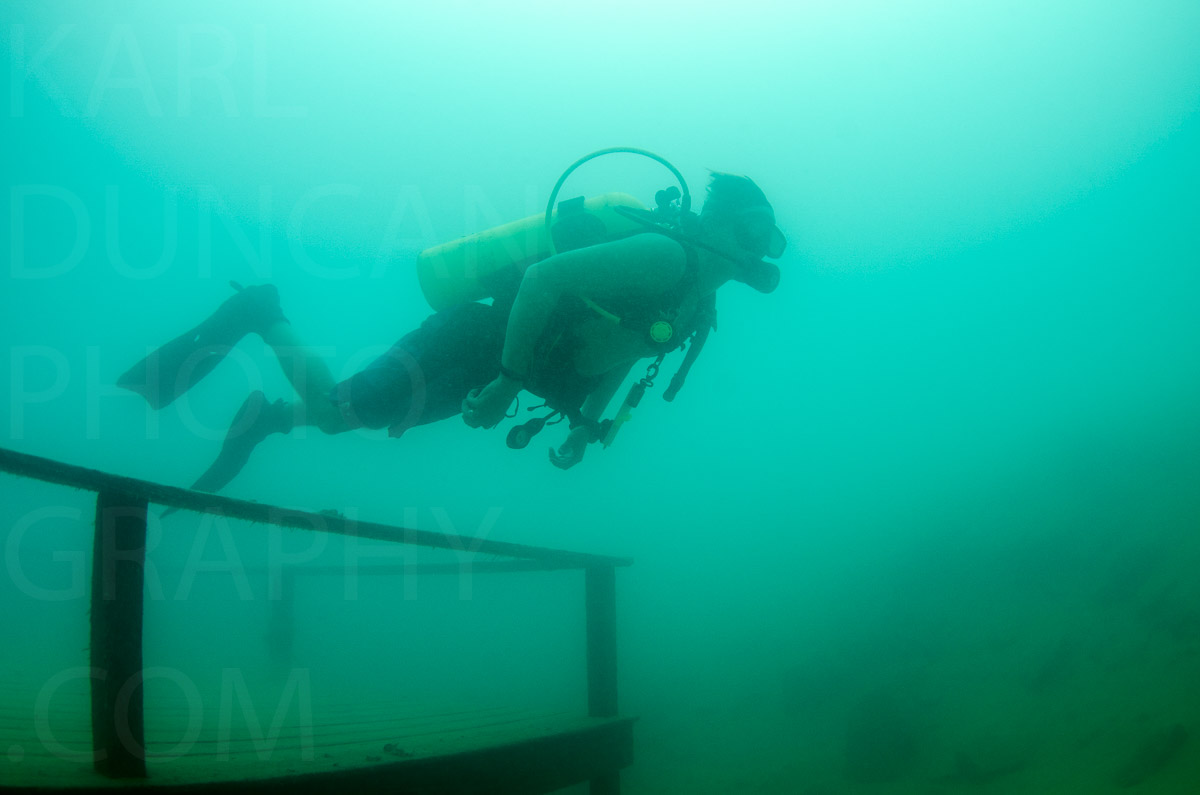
89;490;148;779
0;689;547;760
0;711;634;794
249;560;587;577
0;447;631;569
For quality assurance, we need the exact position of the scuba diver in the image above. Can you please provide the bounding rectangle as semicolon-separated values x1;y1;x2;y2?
117;153;786;496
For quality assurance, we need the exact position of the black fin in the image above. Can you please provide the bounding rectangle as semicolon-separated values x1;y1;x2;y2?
189;391;292;494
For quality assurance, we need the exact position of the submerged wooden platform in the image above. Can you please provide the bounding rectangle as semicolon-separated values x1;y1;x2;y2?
0;447;635;793
0;688;633;793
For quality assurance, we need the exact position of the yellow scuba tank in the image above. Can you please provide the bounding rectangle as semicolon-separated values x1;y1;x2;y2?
416;192;648;311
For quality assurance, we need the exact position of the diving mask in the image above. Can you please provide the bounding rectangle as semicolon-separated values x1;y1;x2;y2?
728;205;785;293
734;205;787;260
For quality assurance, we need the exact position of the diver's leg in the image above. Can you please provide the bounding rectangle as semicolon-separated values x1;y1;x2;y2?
260;302;506;437
324;311;486;437
185;306;493;496
185;319;353;495
260;320;347;434
185;336;346;497
118;283;288;409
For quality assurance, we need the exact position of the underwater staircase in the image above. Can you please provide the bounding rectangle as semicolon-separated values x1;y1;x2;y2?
0;447;633;794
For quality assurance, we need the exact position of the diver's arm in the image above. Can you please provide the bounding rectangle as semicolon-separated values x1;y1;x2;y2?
466;234;685;430
500;234;686;377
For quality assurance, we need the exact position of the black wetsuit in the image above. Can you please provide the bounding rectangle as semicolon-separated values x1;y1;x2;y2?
330;296;618;437
329;302;508;436
329;236;704;437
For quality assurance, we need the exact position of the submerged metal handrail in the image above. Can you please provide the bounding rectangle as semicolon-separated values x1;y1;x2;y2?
0;447;631;569
0;445;627;788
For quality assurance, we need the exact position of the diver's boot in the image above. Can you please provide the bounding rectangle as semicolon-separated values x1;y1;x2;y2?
189;390;294;495
117;282;288;409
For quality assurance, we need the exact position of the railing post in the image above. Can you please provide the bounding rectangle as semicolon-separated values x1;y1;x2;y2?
585;565;620;794
90;490;148;778
267;566;296;669
585;565;618;718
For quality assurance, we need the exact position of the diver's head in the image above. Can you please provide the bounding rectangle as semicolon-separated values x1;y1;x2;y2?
698;172;786;293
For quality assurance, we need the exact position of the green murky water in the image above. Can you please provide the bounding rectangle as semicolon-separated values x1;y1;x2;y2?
3;1;1199;792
